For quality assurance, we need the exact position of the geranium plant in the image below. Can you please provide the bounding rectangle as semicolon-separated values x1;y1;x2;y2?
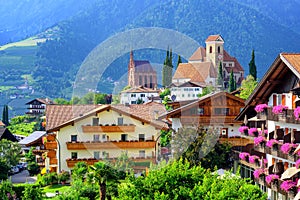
253;168;264;179
258;129;268;136
248;128;258;136
265;174;279;184
239;126;248;133
272;105;288;114
255;104;268;113
294;106;300;120
239;152;250;160
254;136;265;146
280;143;293;154
296;159;300;169
249;155;259;164
280;180;296;192
266;139;279;148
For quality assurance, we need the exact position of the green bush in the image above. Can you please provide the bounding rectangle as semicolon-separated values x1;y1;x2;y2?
13;183;40;199
0;180;15;200
22;184;43;200
58;171;70;183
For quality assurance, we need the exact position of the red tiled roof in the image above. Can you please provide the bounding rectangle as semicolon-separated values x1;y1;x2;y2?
205;35;223;42
189;47;206;61
223;50;244;72
121;86;159;93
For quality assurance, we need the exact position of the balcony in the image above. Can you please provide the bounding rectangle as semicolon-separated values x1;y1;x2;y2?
265;107;300;124
219;137;253;147
50;158;57;165
82;124;136;133
66;140;156;150
46;150;56;158
45;141;57;150
46;134;56;141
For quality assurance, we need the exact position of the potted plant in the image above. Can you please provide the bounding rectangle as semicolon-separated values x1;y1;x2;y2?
238;126;249;135
254;136;266;150
253;168;265;183
255;104;268;119
294;106;300;120
265;174;279;184
272;105;288;121
249;155;259;165
239;152;250;161
249;128;258;136
280;143;293;154
280;180;297;197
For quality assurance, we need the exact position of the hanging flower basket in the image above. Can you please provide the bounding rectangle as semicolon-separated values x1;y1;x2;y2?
265;174;279;184
280;143;293;154
266;139;279;148
294;106;300;120
272;105;288;114
255;104;268;113
253;168;265;179
239;152;250;161
249;155;259;164
254;136;265;146
249;128;258;136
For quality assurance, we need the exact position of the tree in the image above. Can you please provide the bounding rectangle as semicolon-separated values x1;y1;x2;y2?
217;61;223;87
136;98;143;104
197;85;214;97
176;54;182;68
2;104;9;126
87;161;118;200
71;161;89;182
116;159;267;200
238;75;258;100
228;69;236;92
249;49;257;80
25;147;40;175
162;47;173;87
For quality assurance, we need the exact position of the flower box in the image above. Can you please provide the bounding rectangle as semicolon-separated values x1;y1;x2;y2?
272;105;288;115
249;128;258;137
255;104;268;113
239;126;249;135
294;106;300;121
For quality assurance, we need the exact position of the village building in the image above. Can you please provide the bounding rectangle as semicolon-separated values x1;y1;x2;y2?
44;102;167;173
173;35;244;90
128;50;157;90
120;86;160;105
25;98;54;115
235;53;300;200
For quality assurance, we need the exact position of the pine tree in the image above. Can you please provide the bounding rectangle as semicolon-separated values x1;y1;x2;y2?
2;104;9;126
217;62;223;87
228;70;236;92
177;54;182;68
162;47;173;87
249;49;257;80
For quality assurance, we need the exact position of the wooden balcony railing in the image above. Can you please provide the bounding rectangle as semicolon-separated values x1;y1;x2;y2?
219;137;253;147
47;150;56;158
180;116;240;125
50;158;58;165
45;141;57;150
46;134;56;141
66;140;156;150
82;124;136;133
265;107;300;124
66;156;156;168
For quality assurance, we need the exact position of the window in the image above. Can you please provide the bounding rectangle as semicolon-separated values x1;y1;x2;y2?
102;151;109;158
71;152;78;159
209;46;212;53
182;94;184;97
189;88;193;91
71;135;77;142
131;94;136;97
118;117;123;125
190;108;197;115
149;76;153;89
94;151;100;160
218;46;220;53
139;75;143;85
198;108;204;115
139;150;145;158
139;134;145;142
144;76;148;88
214;108;230;115
140;94;145;97
121;134;128;141
92;118;99;126
184;88;188;91
195;88;200;91
229;63;232;67
188;94;190;97
131;101;136;104
102;134;107;141
93;134;100;142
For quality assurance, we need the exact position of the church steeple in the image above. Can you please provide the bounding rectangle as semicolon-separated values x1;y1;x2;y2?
128;50;135;87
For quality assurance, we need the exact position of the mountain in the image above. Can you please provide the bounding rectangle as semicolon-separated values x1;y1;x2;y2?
1;0;300;99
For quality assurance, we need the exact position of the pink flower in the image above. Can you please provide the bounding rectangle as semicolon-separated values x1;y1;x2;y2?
294;107;300;120
296;159;300;169
255;104;268;113
239;152;250;160
280;180;296;192
258;129;268;136
239;126;248;133
249;155;259;163
263;159;268;164
265;174;279;184
272;105;288;114
248;128;258;136
253;168;264;178
254;136;265;146
280;143;293;154
266;139;279;148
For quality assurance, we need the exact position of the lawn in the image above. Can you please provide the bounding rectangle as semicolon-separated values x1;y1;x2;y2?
43;184;70;194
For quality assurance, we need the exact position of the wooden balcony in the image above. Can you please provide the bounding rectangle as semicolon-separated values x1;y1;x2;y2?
47;150;56;158
46;134;56;141
180;116;240;125
265;107;300;124
45;141;57;150
219;137;253;147
50;158;57;165
66;156;156;168
82;124;136;133
66;140;156;150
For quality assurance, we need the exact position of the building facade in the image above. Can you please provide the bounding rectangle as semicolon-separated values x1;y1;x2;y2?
120;86;160;105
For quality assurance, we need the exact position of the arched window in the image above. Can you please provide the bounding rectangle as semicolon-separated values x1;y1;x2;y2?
209;46;212;53
218;46;220;53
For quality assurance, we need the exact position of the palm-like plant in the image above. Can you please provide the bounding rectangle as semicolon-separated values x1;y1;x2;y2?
87;161;118;200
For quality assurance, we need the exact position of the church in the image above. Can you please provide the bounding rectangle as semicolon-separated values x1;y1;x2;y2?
127;50;157;89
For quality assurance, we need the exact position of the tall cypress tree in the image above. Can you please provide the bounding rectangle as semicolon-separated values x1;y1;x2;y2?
228;70;236;92
177;54;182;68
162;47;173;87
217;62;223;87
2;104;9;126
249;49;257;80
